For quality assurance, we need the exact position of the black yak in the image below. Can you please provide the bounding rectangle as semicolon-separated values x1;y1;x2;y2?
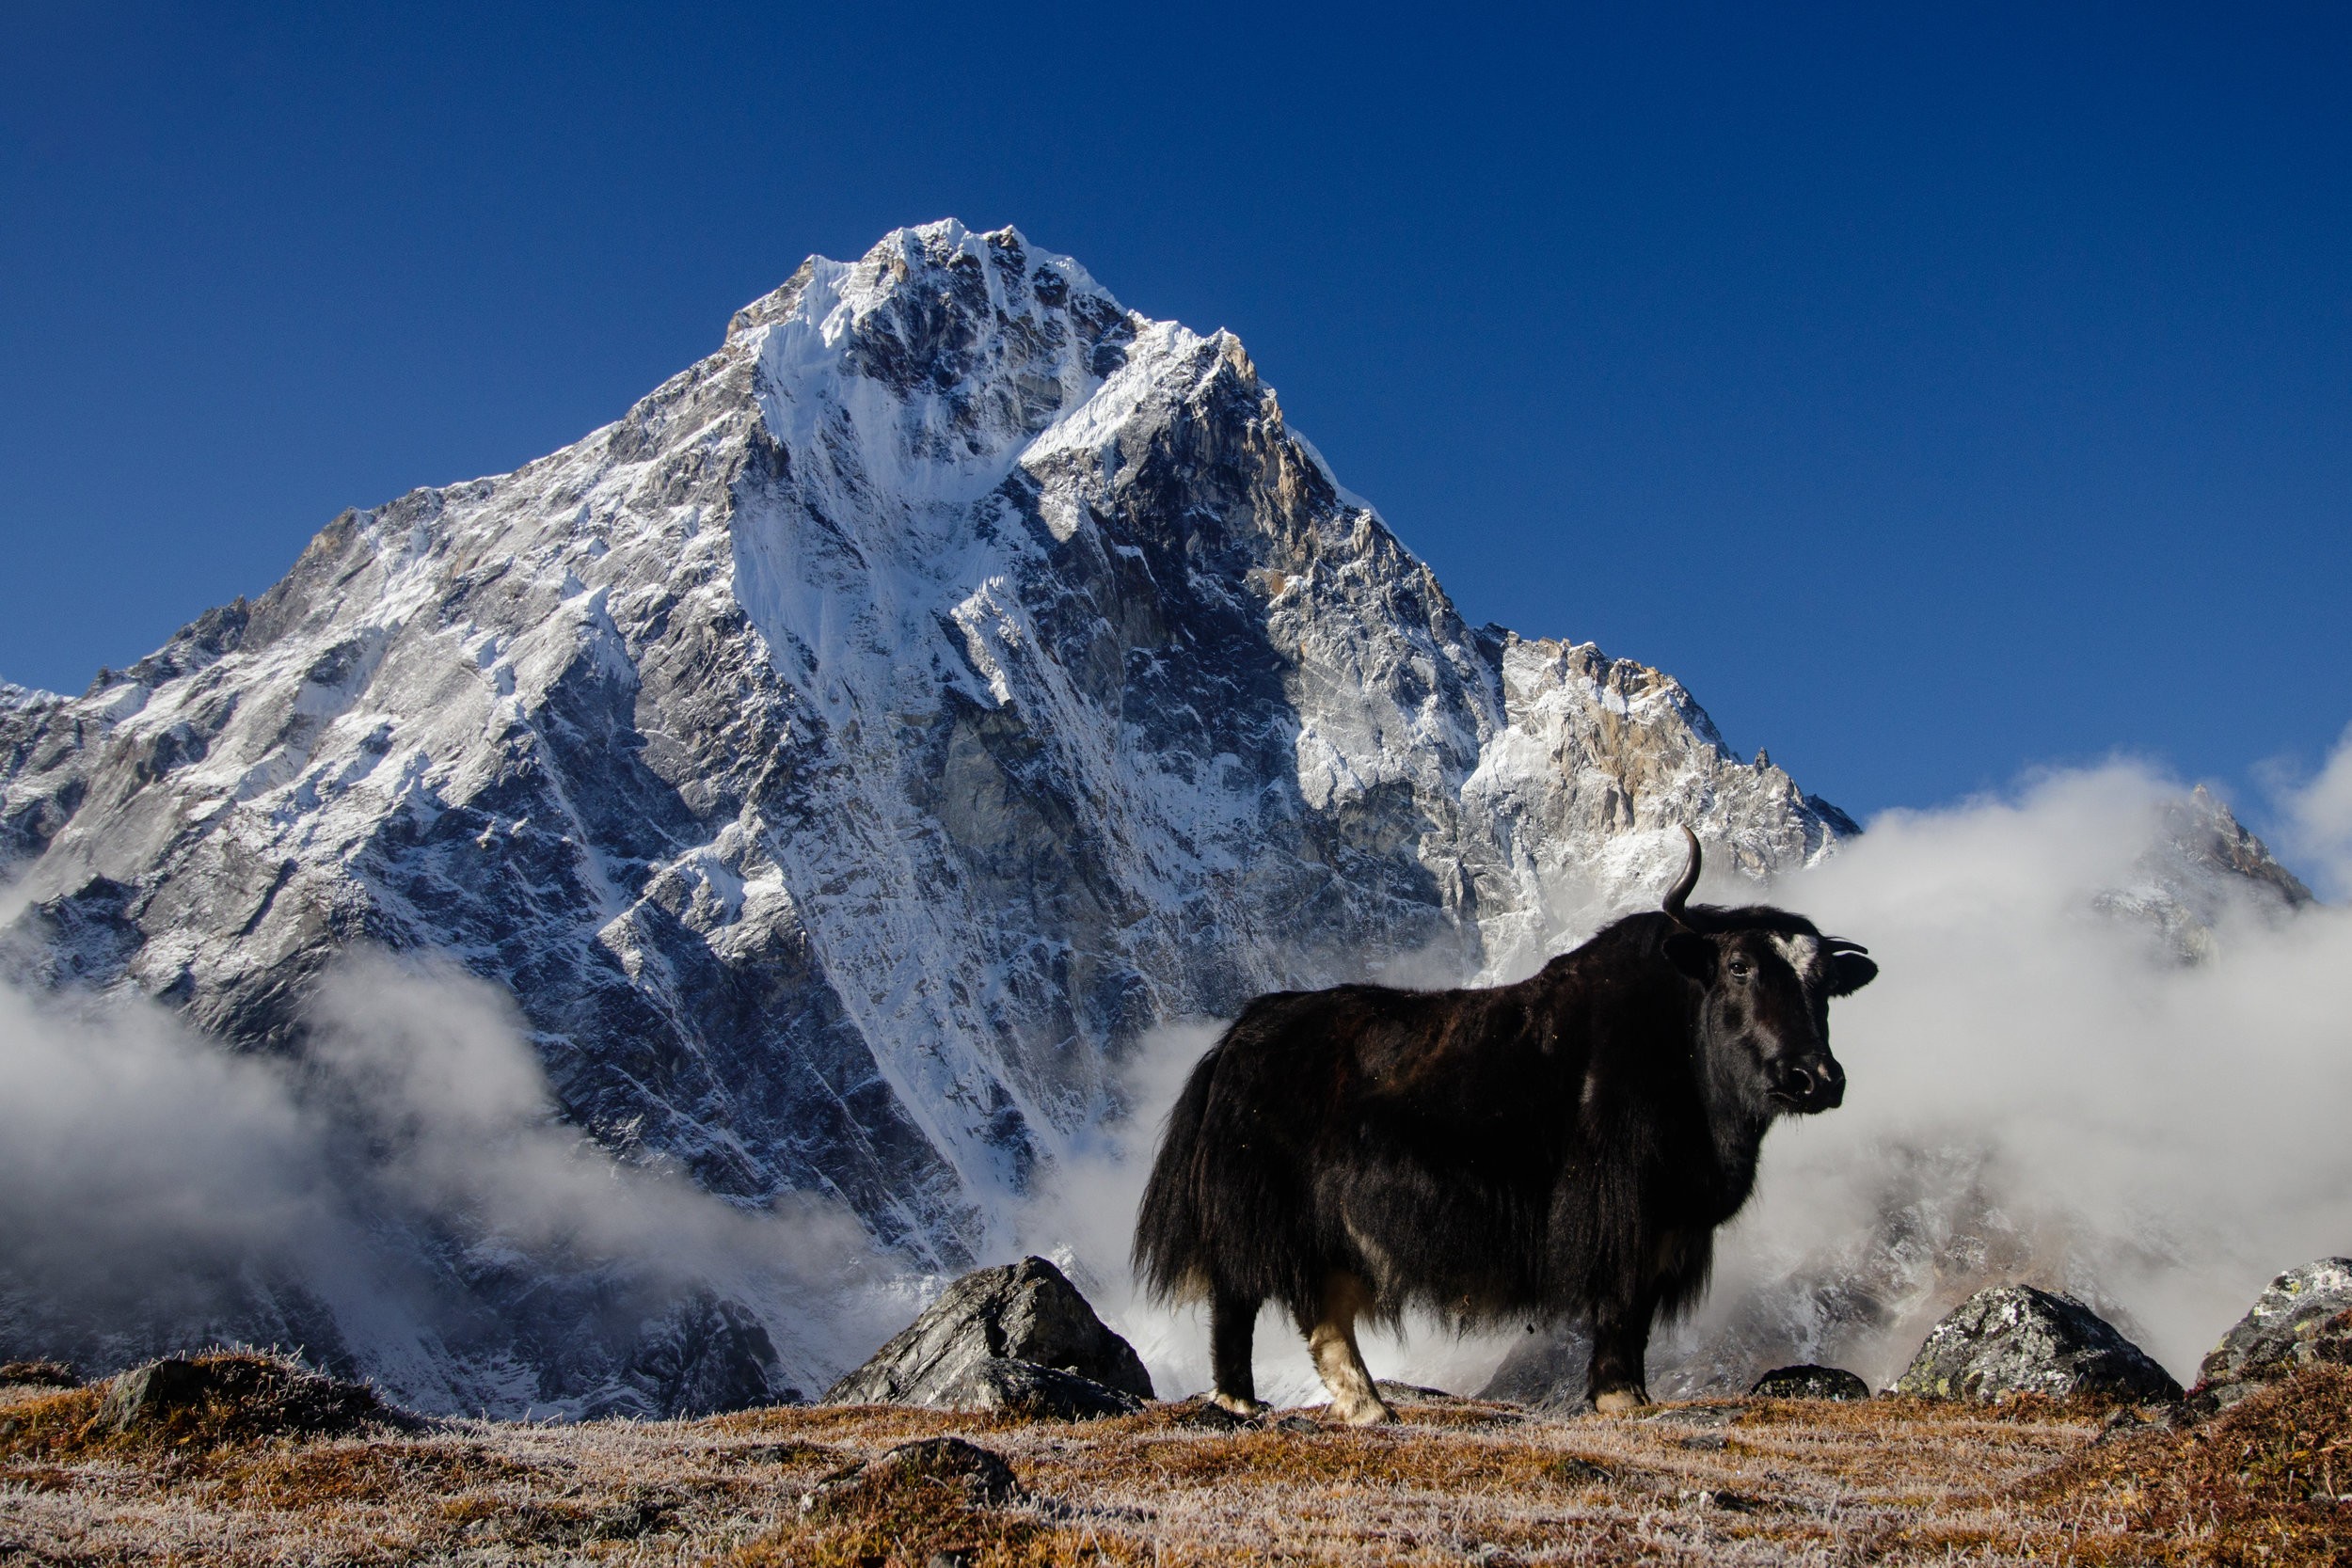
1133;829;1875;1421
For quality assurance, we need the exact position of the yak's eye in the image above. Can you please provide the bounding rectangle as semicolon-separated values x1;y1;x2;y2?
1727;960;1753;979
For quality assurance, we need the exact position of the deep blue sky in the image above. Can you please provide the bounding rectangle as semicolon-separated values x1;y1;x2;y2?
3;3;2346;830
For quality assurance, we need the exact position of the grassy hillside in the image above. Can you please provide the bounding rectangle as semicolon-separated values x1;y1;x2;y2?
3;1357;2346;1564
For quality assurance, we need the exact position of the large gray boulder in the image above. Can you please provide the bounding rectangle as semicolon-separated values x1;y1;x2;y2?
2189;1258;2352;1413
936;1356;1144;1419
1895;1286;2181;1403
823;1257;1153;1410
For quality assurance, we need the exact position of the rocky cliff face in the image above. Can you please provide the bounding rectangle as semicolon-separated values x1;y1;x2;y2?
0;222;1851;1272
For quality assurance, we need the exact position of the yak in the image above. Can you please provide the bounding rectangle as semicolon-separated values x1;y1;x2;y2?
1133;829;1876;1422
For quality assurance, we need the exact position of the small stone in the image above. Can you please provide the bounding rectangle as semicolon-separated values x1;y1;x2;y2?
1275;1414;1322;1433
1749;1364;1870;1402
1161;1397;1247;1430
1549;1456;1613;1486
1896;1286;2181;1403
801;1437;1022;1514
1677;1432;1729;1451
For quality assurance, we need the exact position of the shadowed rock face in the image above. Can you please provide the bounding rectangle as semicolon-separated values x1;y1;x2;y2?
1895;1285;2181;1403
825;1255;1152;1408
2191;1259;2352;1413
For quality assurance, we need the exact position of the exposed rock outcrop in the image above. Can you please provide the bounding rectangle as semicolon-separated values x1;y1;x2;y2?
824;1256;1152;1411
2188;1259;2352;1413
1895;1286;2181;1403
97;1352;417;1441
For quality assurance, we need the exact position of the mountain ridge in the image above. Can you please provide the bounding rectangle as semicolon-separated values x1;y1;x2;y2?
0;220;1977;1412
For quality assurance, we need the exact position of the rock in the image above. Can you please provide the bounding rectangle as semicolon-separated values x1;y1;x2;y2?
801;1436;1022;1513
1373;1380;1459;1404
610;1288;790;1418
1156;1396;1248;1430
2188;1259;2352;1413
97;1352;416;1440
824;1257;1152;1407
1476;1323;1594;1409
0;1360;78;1388
1749;1364;1871;1401
933;1357;1142;1420
1895;1286;2181;1403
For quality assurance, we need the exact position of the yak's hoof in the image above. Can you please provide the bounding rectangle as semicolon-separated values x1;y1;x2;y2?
1338;1398;1396;1427
1591;1388;1650;1415
1211;1392;1271;1418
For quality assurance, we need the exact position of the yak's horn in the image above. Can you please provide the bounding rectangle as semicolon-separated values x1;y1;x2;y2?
1824;937;1870;955
1662;826;1701;927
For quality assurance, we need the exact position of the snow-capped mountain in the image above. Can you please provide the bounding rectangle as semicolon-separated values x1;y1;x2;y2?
1;220;1909;1411
0;220;1851;1253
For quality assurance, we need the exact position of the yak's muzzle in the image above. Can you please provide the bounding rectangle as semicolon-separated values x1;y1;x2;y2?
1769;1055;1846;1114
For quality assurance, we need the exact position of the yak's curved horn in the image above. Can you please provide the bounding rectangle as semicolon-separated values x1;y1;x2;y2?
1824;938;1871;955
1662;826;1701;927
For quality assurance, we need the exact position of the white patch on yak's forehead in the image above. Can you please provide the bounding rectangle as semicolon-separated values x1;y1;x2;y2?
1770;933;1822;977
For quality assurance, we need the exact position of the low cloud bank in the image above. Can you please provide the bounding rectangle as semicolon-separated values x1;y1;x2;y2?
0;956;894;1416
1035;748;2352;1402
1699;758;2352;1386
8;739;2348;1414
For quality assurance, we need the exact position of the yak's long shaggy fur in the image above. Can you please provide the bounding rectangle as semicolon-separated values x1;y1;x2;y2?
1135;854;1873;1417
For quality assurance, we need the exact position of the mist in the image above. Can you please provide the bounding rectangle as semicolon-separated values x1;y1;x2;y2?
7;739;2348;1415
1024;745;2352;1403
0;954;897;1416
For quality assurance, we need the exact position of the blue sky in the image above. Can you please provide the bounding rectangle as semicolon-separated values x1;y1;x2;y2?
2;2;2345;830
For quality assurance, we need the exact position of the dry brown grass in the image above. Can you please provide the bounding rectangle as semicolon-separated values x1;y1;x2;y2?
3;1371;2346;1564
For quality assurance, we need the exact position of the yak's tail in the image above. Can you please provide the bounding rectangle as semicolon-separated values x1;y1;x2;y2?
1132;1038;1223;1304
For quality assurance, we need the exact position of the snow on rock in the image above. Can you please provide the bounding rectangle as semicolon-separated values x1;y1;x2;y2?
0;220;1852;1410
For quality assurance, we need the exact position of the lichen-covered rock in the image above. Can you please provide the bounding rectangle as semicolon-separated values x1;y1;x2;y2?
2189;1259;2352;1413
823;1256;1152;1407
935;1356;1142;1419
1750;1364;1870;1401
1895;1286;2181;1403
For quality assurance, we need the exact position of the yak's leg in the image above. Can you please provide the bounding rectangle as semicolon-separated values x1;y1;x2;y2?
1586;1283;1661;1414
1209;1292;1270;1417
1307;1272;1394;1426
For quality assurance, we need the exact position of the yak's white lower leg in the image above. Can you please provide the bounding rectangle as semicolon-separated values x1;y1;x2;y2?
1308;1273;1394;1426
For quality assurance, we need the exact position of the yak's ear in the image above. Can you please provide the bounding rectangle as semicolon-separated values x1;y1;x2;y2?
1663;932;1716;981
1828;953;1879;996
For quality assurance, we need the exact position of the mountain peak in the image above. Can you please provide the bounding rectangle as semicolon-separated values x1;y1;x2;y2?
724;220;1123;349
0;220;1856;1415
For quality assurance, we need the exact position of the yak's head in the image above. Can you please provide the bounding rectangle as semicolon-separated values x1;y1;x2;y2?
1655;828;1876;1117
